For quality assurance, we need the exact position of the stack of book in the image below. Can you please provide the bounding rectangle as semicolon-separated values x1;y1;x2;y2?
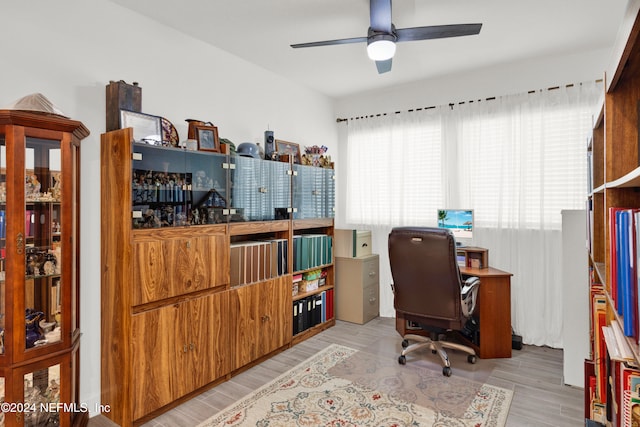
293;234;332;271
229;238;288;286
608;208;640;341
292;288;333;335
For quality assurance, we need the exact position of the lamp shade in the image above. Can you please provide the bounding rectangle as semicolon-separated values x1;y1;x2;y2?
367;38;396;61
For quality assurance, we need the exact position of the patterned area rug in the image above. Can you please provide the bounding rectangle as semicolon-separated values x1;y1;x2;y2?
198;344;513;427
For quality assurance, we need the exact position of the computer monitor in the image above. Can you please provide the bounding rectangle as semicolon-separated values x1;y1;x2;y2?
437;209;473;246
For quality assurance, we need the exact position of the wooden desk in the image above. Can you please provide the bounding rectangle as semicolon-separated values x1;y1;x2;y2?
395;265;513;359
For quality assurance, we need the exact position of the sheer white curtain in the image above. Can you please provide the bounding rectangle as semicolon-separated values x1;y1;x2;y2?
344;81;601;347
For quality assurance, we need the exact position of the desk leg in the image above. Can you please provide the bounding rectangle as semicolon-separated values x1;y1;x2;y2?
477;275;512;358
395;274;512;359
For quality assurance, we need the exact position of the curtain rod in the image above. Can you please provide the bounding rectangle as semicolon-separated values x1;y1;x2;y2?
335;79;602;123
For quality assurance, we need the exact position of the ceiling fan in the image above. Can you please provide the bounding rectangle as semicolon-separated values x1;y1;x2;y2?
291;0;482;74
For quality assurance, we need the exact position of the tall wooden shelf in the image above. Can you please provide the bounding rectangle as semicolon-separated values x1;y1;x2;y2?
100;128;335;426
586;1;640;424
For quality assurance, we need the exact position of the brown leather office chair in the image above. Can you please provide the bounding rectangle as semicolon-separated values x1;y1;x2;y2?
389;227;480;376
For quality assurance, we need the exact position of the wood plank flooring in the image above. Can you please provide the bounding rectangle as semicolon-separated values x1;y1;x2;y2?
89;317;584;427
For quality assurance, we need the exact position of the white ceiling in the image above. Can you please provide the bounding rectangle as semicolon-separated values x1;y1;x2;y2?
109;0;628;99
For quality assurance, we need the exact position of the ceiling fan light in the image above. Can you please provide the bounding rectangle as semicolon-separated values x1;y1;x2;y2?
367;39;396;61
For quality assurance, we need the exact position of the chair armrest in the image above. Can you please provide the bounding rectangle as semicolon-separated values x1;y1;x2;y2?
461;276;480;317
461;276;480;298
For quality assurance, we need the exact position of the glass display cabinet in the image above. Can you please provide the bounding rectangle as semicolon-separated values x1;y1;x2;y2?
0;110;88;427
292;164;335;219
128;144;336;225
230;155;291;222
131;143;230;227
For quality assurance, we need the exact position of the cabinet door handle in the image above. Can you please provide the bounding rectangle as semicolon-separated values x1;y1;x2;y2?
16;233;24;254
190;343;195;351
183;344;188;353
368;271;376;277
186;241;191;249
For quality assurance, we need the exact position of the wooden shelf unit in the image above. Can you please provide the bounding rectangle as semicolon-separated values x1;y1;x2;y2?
586;1;640;424
101;128;335;426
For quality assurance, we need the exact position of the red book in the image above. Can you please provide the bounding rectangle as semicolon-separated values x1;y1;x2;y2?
327;288;334;320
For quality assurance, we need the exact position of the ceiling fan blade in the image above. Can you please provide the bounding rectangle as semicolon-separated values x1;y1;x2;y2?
291;36;368;49
370;0;392;33
396;23;482;42
375;58;392;74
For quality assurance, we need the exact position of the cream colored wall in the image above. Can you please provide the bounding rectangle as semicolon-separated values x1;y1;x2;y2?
1;0;338;416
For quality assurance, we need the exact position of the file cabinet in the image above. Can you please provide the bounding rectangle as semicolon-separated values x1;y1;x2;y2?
335;254;379;324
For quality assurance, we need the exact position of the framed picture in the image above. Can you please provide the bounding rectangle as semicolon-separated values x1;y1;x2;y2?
120;109;162;144
275;139;301;164
196;125;220;152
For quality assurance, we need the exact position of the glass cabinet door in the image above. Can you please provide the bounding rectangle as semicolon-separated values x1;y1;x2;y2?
323;168;335;218
265;160;291;221
24;137;63;351
22;362;61;426
292;165;335;219
185;150;228;225
230;156;291;221
293;164;323;219
231;156;262;221
131;144;189;228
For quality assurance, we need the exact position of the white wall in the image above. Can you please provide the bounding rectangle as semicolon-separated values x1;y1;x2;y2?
1;0;338;416
334;48;609;119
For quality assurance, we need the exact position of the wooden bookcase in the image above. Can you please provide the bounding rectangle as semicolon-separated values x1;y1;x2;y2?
100;128;335;426
586;1;640;424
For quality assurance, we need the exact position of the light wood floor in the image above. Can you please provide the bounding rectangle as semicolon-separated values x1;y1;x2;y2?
89;317;584;427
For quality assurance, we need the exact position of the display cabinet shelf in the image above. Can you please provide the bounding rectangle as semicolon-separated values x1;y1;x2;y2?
293;284;334;302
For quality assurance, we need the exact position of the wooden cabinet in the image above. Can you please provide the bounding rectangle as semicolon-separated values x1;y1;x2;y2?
132;228;227;305
0;110;88;427
335;254;379;324
101;128;335;426
131;292;229;420
101;129;234;426
585;1;640;423
231;276;291;369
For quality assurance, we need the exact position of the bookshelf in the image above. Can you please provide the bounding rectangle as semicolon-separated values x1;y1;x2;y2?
586;1;640;424
101;128;335;426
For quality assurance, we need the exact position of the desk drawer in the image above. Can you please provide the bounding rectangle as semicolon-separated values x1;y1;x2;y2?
361;282;379;324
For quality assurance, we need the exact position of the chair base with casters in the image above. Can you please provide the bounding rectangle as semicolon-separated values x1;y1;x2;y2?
397;332;477;377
